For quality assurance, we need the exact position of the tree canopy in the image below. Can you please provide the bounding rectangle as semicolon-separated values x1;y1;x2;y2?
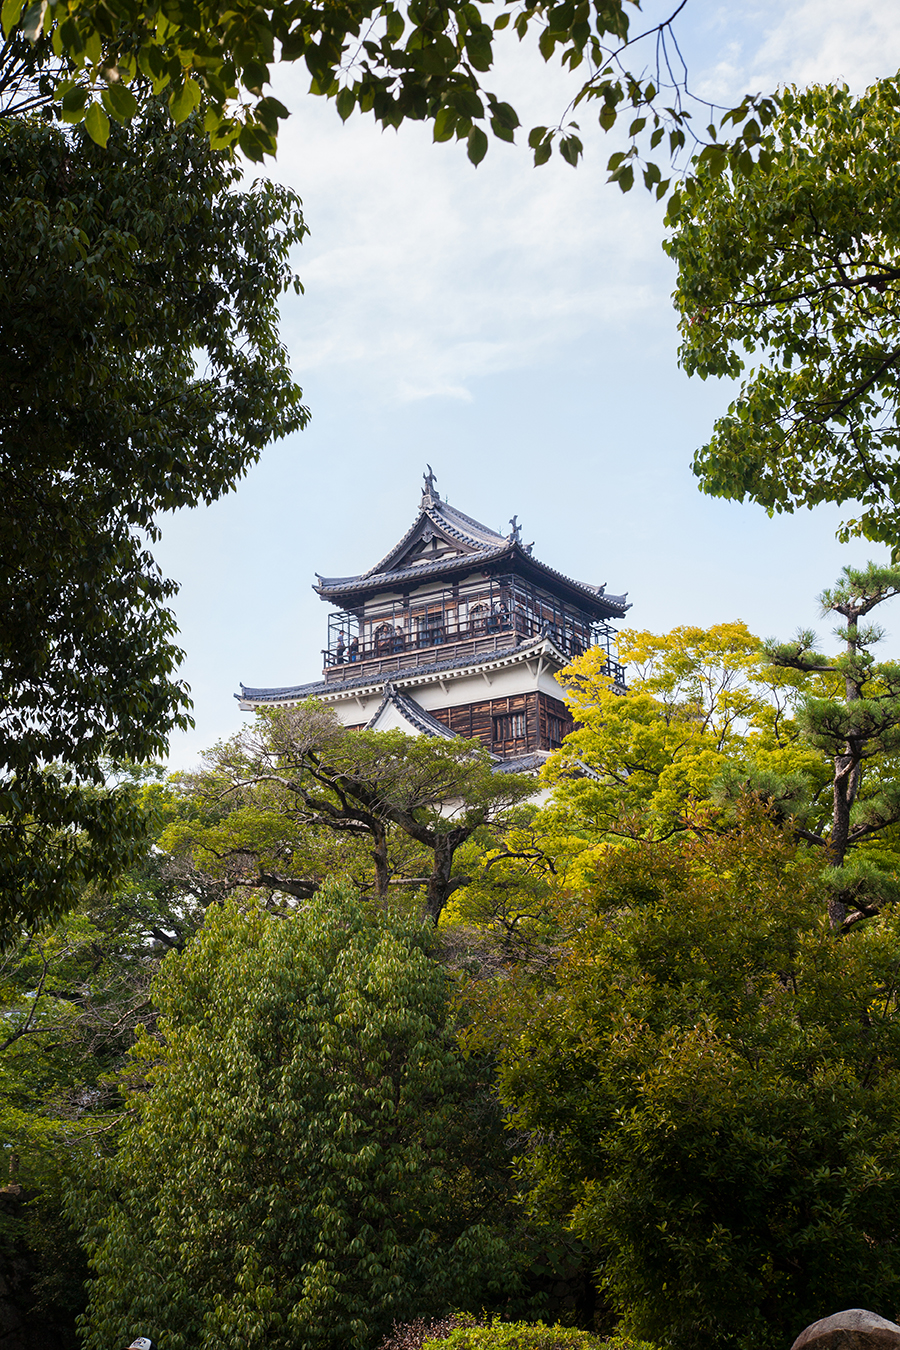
0;111;307;936
764;562;900;930
496;576;900;934
162;703;534;924
539;622;829;854
667;77;900;547
76;888;520;1350
495;813;900;1350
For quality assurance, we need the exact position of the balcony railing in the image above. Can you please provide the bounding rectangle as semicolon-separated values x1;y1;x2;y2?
323;610;626;687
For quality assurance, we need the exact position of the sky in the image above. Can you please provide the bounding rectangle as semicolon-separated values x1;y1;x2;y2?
155;0;900;769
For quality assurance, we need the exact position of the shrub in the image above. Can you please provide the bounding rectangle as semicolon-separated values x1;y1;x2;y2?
423;1321;659;1350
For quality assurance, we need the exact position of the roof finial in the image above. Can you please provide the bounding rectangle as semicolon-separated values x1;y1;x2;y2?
422;464;438;503
508;514;522;544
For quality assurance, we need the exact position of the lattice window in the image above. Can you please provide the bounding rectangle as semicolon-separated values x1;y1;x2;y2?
548;715;566;746
493;712;525;742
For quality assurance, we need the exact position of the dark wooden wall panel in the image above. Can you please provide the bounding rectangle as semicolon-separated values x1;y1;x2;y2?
537;692;574;749
345;690;574;756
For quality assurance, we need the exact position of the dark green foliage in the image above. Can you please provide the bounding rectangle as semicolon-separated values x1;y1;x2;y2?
76;888;521;1350
499;812;900;1350
0;0;775;186
0;1187;88;1348
0;111;308;936
0;838;214;1337
763;563;900;928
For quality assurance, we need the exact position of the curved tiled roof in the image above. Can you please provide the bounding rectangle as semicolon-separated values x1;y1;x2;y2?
313;492;629;618
361;494;509;579
366;684;459;739
315;544;513;596
236;634;573;706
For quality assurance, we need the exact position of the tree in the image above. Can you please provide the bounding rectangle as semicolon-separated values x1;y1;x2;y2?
76;888;520;1350
0;112;308;936
495;811;900;1350
162;704;534;923
538;622;830;860
0;812;208;1340
534;600;900;931
765;562;900;930
666;77;900;548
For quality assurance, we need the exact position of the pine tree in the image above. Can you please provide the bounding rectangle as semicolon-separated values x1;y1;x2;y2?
765;563;900;929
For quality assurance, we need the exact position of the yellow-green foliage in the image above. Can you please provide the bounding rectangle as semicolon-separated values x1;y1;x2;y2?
424;1323;659;1350
541;622;835;871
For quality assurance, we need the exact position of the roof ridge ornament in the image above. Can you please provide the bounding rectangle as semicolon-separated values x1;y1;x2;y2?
507;514;522;544
422;464;438;507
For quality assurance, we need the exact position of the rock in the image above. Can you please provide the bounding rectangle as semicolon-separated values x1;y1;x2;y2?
791;1310;900;1350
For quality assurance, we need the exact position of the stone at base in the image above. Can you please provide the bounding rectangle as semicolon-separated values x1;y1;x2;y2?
791;1309;900;1350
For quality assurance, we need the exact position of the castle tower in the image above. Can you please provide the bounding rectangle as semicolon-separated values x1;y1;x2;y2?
237;470;629;767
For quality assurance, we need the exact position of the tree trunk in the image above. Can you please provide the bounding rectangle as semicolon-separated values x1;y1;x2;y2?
424;836;456;925
372;822;390;902
827;616;863;929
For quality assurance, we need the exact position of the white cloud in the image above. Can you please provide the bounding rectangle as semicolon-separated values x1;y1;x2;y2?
694;0;900;102
265;2;900;409
753;0;900;90
267;44;668;405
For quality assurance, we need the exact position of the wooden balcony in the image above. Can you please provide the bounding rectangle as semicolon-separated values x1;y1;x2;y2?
322;628;521;684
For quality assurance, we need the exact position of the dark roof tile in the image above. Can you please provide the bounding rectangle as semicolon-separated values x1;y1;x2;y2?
237;642;531;704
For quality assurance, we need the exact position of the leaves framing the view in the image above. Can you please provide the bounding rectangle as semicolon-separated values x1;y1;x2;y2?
1;0;775;185
0;111;308;937
667;77;900;546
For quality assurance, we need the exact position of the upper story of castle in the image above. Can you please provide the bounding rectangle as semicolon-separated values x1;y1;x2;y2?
310;468;630;689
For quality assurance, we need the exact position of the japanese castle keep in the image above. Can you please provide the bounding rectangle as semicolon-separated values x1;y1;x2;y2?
237;470;630;766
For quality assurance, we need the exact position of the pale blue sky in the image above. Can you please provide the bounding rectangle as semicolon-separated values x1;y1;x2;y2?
155;0;900;768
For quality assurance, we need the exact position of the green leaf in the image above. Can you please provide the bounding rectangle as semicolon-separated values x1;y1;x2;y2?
60;84;89;116
464;32;492;71
258;96;289;120
490;100;519;131
467;124;488;165
83;99;110;145
335;86;355;121
384;6;404;40
0;0;24;39
239;123;270;160
169;76;201;123
83;27;101;64
448;87;483;120
559;133;582;166
102;80;139;121
242;59;269;93
433;104;456;143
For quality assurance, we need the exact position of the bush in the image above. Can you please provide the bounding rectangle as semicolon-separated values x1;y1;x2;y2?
423;1321;659;1350
378;1314;485;1350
